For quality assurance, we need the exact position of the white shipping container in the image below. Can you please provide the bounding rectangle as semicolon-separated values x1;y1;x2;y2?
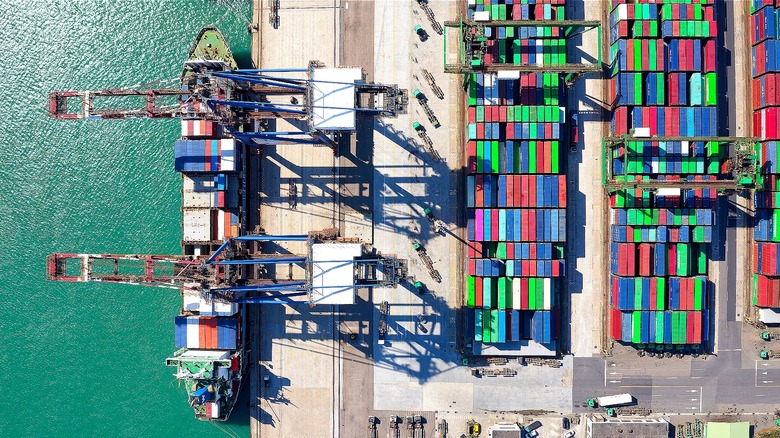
615;4;628;20
221;154;235;172
633;127;651;138
512;279;522;310
186;317;199;349
497;71;521;80
543;278;552;309
473;11;490;21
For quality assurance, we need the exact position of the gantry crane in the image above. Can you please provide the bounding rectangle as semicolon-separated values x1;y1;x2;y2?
48;61;408;148
48;231;408;305
443;18;602;85
602;135;761;193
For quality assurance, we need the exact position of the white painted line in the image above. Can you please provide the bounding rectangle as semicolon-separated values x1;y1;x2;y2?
755;361;758;387
756;394;766;397
604;359;607;387
666;377;678;380
700;387;703;413
608;380;620;384
762;380;774;384
692;376;702;380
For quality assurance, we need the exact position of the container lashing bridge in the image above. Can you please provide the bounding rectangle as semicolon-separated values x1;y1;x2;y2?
47;232;408;306
602;135;761;193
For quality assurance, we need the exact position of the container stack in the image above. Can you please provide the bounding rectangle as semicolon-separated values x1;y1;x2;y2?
464;0;567;348
752;0;780;310
177;119;241;246
608;0;718;346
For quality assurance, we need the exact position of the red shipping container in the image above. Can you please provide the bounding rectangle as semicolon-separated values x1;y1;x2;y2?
468;259;476;276
693;311;702;344
468;141;477;173
529;175;537;207
507;174;514;207
552;260;561;276
649;277;657;310
468;107;476;123
491;209;499;241
529;209;537;242
611;308;623;340
521;278;529;309
477;123;485;139
514;175;522;206
686;312;695;344
506;121;514;140
507;243;515;259
558;176;567;207
475;277;483;307
688;278;696;310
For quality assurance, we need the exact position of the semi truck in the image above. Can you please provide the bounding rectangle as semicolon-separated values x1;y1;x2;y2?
587;393;634;408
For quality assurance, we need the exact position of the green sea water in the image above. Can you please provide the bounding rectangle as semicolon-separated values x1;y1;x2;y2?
0;1;252;436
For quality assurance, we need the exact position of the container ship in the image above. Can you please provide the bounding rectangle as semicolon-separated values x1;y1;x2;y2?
166;26;245;422
48;26;247;422
46;21;410;421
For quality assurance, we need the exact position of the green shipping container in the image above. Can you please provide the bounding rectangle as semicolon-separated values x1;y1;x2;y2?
467;276;476;308
476;141;483;173
489;310;499;343
656;277;666;310
655;312;664;344
491;141;500;173
632;311;641;344
677;243;690;276
497;278;507;309
634;278;643;310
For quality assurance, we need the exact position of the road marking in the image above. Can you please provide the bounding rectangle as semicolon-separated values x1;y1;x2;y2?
762;380;774;384
700;387;703;413
756;394;766;397
604;359;607;387
666;377;678;379
692;376;702;379
755;361;758;387
608;380;620;384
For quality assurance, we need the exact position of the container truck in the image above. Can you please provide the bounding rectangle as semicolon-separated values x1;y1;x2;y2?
587;393;633;408
759;350;780;360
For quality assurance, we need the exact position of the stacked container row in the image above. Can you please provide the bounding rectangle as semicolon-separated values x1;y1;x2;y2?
752;0;780;311
469;308;558;344
609;308;709;344
174;139;237;173
465;0;567;348
608;0;717;347
174;316;239;350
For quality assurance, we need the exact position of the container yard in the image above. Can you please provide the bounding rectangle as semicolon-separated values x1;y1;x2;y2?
35;0;780;436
